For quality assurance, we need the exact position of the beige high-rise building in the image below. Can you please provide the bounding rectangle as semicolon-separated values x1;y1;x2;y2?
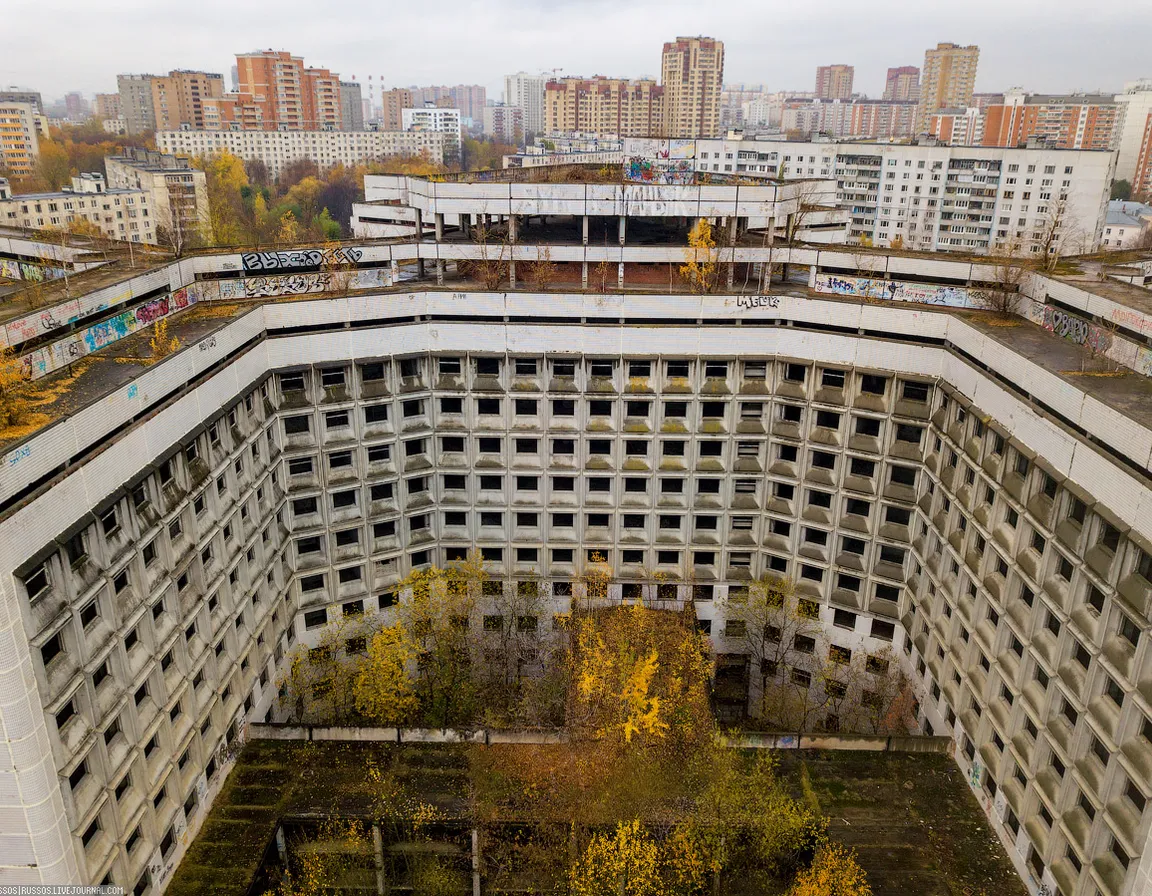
151;70;225;131
661;36;724;138
883;66;920;102
916;42;979;134
815;65;854;100
382;88;414;130
94;93;122;120
544;77;664;137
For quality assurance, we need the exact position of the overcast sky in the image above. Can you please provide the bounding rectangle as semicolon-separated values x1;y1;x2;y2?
4;0;1150;103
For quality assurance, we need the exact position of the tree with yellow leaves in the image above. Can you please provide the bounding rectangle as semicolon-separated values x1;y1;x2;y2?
679;218;719;294
524;247;557;292
570;820;662;896
788;842;872;896
353;623;418;725
196;151;249;246
396;552;486;727
149;317;180;360
276;210;302;246
0;347;33;428
568;604;712;748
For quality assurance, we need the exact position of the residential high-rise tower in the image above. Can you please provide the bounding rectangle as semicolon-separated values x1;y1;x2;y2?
883;66;920;102
916;43;979;135
815;65;855;101
661;36;724;138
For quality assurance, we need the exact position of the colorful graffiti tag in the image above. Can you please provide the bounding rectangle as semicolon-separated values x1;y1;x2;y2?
623;157;696;186
18;287;199;380
240;247;363;273
0;258;69;282
812;273;976;309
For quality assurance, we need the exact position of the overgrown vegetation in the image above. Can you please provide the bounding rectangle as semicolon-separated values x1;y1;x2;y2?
268;549;882;893
277;554;914;738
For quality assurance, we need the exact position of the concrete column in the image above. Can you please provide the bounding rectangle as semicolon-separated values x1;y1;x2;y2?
461;213;471;239
509;260;517;288
413;208;423;240
434;213;444;242
417;258;426;279
726;216;737;289
808;264;818;288
436;259;444;285
618;215;626;246
764;216;775;289
510;215;518;243
472;828;481;896
617;261;624;290
373;823;386;896
582;215;589;245
389;259;399;286
582;260;588;289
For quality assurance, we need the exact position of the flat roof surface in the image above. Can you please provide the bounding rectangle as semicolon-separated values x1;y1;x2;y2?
5;282;1152;457
166;739;1026;896
0;251;170;326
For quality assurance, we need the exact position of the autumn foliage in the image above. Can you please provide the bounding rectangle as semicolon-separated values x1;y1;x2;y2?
569;604;712;748
788;842;873;896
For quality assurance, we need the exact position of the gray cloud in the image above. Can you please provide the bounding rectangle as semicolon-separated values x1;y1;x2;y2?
3;0;1149;102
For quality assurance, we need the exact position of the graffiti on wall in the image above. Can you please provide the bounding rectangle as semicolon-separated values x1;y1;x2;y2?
737;295;782;310
624;157;696;186
18;287;199;380
1033;305;1115;354
1109;307;1152;336
0;258;69;282
813;273;976;308
241;247;363;272
625;139;697;160
245;273;332;297
213;267;390;300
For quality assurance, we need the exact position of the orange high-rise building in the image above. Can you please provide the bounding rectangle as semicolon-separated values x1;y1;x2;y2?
234;50;342;130
981;92;1119;151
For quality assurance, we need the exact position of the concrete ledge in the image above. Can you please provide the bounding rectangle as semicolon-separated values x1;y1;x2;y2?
249;723;310;740
887;735;954;754
311;726;399;742
399;728;486;744
486;729;570;745
246;725;952;754
799;734;889;751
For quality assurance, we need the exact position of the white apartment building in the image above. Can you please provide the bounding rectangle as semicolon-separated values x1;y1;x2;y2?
482;104;523;145
504;72;548;137
105;149;209;246
1114;81;1152;189
402;106;462;161
636;137;1115;255
0;173;156;243
1101;201;1152;250
156;129;447;179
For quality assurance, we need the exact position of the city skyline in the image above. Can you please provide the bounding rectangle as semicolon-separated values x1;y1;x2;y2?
2;0;1149;104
